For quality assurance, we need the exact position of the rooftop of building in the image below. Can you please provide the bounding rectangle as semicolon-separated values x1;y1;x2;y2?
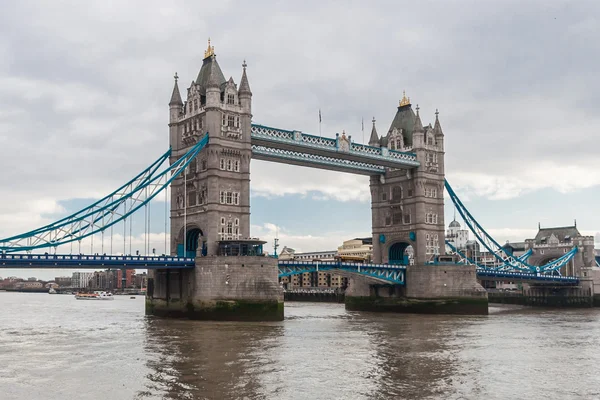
532;224;580;244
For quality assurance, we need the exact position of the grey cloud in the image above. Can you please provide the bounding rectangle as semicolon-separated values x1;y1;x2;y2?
1;0;600;238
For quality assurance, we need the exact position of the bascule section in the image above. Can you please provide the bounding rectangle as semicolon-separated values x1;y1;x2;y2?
146;41;283;321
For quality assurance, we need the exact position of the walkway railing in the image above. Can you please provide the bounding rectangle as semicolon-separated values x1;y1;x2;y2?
251;124;419;168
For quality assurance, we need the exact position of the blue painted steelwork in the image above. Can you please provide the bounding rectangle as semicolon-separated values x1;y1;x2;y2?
517;248;533;263
277;260;578;286
476;269;579;285
0;253;195;269
250;124;420;170
278;260;406;285
0;135;209;253
251;145;386;175
445;179;578;274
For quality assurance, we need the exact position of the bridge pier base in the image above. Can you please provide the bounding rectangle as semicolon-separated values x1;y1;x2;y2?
146;256;284;321
345;264;488;315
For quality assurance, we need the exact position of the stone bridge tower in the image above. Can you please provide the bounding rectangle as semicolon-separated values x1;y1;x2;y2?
168;40;252;257
147;41;283;321
368;94;446;265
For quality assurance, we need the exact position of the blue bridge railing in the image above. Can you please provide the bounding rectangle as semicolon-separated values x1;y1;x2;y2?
0;253;195;269
278;261;580;286
278;261;407;285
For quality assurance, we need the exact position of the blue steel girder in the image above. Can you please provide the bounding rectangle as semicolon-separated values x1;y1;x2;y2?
0;134;209;253
0;253;195;269
251;145;386;175
476;269;579;285
278;261;406;285
250;124;420;172
445;179;578;274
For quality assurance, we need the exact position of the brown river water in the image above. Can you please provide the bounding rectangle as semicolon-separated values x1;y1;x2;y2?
2;292;600;399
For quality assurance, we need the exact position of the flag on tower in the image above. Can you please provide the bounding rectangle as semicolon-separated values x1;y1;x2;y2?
362;117;364;143
319;109;322;123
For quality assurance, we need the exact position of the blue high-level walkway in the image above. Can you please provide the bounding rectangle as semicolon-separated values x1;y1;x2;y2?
250;124;419;175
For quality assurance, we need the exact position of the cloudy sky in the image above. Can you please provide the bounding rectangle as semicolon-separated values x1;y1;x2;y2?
1;0;599;279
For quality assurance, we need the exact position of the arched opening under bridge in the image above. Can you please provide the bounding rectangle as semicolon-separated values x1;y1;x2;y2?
388;242;413;265
177;227;205;258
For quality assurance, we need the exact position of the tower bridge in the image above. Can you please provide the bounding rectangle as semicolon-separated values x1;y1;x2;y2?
2;40;600;319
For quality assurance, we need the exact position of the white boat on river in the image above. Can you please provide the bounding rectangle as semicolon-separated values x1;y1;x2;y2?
75;291;114;300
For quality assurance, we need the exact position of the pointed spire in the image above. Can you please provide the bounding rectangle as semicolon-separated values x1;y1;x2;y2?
434;108;443;136
239;59;252;95
169;72;183;106
399;90;411;107
368;117;379;147
413;104;423;132
204;37;215;59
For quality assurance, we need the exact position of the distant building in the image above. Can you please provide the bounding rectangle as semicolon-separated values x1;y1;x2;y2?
446;218;469;251
21;281;43;289
55;276;72;287
337;237;373;262
71;272;94;289
90;270;113;290
116;269;134;289
134;272;148;289
278;246;296;260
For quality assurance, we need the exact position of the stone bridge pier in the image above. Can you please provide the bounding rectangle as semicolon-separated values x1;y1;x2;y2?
344;264;488;315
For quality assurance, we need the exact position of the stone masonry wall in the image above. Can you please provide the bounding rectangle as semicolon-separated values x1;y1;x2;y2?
405;264;487;299
192;256;283;302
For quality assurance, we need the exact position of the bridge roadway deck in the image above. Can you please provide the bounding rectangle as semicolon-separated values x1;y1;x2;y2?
0;253;195;269
0;254;582;285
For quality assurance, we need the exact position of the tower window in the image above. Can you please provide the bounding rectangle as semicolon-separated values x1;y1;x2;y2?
228;115;235;127
227;94;235;105
222;113;226;126
392;186;402;202
234;160;240;172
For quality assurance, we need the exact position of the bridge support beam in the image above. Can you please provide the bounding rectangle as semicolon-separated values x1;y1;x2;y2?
146;256;284;321
345;264;488;315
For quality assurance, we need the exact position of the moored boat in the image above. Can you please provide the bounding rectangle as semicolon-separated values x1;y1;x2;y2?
74;291;114;300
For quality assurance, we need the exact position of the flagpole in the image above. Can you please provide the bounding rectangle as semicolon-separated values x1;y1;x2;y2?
362;117;364;144
319;108;322;138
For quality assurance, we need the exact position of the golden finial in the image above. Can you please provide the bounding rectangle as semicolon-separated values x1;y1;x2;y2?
204;37;215;58
399;90;411;107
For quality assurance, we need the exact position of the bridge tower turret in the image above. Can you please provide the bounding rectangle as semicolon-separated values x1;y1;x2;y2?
370;94;446;265
168;73;183;152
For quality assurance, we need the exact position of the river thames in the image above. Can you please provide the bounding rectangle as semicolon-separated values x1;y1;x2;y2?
2;292;600;399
